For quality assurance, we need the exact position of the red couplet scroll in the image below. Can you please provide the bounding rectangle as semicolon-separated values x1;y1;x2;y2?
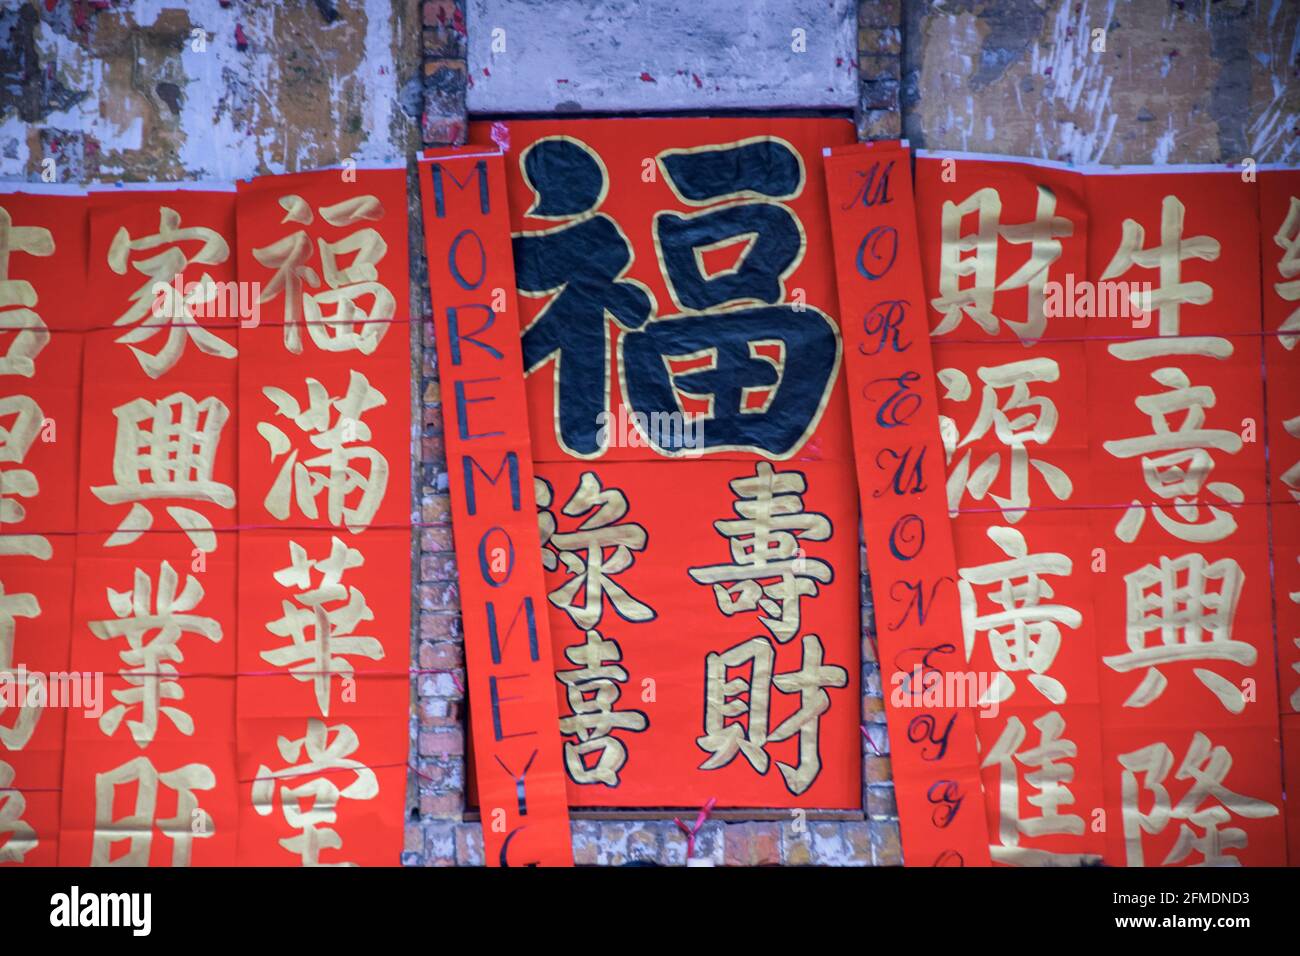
67;185;242;866
235;166;412;867
823;143;991;866
418;146;574;866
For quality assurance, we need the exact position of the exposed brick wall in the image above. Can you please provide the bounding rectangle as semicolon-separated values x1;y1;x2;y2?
421;0;468;146
404;0;900;867
857;0;902;140
406;0;469;867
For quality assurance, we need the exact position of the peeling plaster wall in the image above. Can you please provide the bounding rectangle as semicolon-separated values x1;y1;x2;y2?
0;0;422;183
902;0;1299;165
464;0;858;113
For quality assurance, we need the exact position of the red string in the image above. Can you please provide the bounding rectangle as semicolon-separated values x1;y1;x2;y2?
673;796;717;861
860;723;883;757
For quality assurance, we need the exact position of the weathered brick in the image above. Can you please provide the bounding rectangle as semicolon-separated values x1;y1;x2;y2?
419;581;460;612
625;824;659;863
422;113;466;149
566;821;597;864
860;76;901;111
857;0;901;29
454;822;484;866
420;526;455;552
870;818;903;866
418;639;463;670
723;822;782;866
418;670;463;698
858;108;902;141
418;729;464;757
404;822;426;855
420;494;452;525
862;721;890;756
419;611;462;640
781;821;814;865
423;821;458;866
863;661;882;697
419;791;463;818
859;54;899;84
862;693;886;722
859;25;901;56
421;434;445;465
422;0;459;29
688;820;725;865
420;552;458;582
424;26;467;61
865;753;894;784
843;821;874;865
586;822;627;865
866;783;898;818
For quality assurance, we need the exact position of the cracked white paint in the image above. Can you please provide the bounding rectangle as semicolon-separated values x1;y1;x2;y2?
0;114;31;173
1;0;409;183
26;19;145;176
1027;0;1118;163
914;0;1280;166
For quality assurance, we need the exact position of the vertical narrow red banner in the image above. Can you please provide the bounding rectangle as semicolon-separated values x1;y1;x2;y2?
65;185;241;866
824;144;991;866
1260;167;1300;865
1085;169;1284;867
0;187;85;866
418;147;573;866
913;153;1107;866
235;166;411;866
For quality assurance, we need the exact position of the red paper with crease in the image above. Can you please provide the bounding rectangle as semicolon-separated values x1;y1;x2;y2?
65;187;240;866
824;144;991;866
418;146;574;866
913;154;1107;867
235;167;411;867
461;118;862;811
1084;170;1284;867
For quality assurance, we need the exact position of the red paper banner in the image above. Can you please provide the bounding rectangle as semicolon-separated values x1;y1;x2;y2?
824;143;992;866
915;154;1107;867
912;154;1288;866
1086;169;1283;867
67;185;241;865
418;146;574;865
470;117;863;810
235;166;411;866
